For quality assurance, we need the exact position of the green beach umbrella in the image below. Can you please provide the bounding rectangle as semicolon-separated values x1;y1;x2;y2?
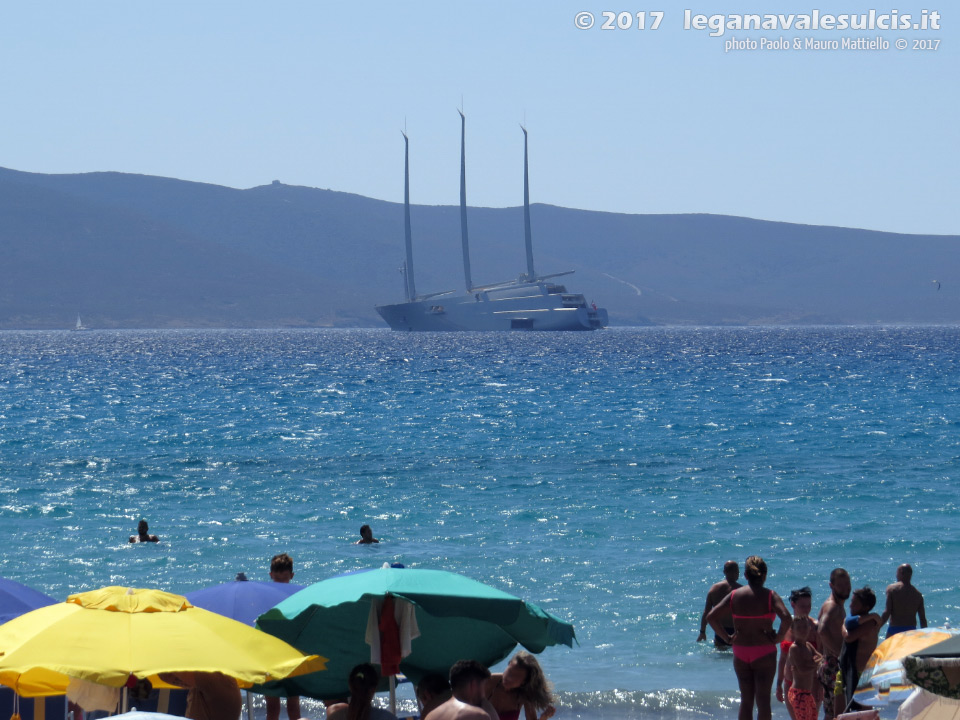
253;567;575;701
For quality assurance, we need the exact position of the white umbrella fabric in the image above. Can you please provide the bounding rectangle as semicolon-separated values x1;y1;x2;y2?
898;689;960;720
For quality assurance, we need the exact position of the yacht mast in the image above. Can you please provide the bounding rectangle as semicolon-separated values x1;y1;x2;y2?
521;125;535;281
402;131;416;301
458;109;474;292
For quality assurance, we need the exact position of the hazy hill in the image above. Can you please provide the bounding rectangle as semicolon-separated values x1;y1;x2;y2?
0;166;957;328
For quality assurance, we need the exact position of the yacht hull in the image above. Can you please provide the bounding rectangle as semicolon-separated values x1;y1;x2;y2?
376;283;608;331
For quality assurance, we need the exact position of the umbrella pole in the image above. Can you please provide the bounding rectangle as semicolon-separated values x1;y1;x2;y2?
245;690;253;720
121;687;128;713
389;675;396;716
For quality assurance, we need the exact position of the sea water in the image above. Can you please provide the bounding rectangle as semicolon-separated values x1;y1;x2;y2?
2;327;959;719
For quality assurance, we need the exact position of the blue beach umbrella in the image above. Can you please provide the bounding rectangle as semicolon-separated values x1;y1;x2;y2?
184;576;310;720
0;577;57;625
185;576;305;626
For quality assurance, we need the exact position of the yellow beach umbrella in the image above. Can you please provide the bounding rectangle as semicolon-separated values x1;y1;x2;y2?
0;586;327;697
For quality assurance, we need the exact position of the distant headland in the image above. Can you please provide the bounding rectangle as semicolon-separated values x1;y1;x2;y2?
0;166;957;329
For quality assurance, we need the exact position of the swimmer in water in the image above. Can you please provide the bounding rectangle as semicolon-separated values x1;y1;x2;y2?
129;519;159;543
698;560;743;648
881;564;927;638
356;524;380;544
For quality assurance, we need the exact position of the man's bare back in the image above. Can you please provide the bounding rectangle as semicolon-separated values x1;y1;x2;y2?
884;579;926;629
425;697;495;720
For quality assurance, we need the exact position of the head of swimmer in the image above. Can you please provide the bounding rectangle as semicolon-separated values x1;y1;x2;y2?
897;564;914;583
743;556;767;586
723;560;740;584
270;553;295;583
789;586;813;616
830;568;851;601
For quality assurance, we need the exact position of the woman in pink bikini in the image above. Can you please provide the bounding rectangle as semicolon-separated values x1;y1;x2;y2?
707;556;792;720
485;652;555;720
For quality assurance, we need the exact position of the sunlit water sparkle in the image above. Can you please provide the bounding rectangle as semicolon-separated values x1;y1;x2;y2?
2;327;959;719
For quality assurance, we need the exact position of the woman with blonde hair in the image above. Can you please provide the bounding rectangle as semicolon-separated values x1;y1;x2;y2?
485;651;556;720
708;556;792;720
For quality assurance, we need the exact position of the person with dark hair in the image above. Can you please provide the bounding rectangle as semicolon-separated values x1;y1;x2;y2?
707;556;791;720
129;519;159;543
326;664;397;720
425;660;495;720
267;553;299;720
881;564;927;637
839;587;882;709
269;553;295;583
485;651;556;720
816;568;851;720
698;561;743;648
776;587;820;720
357;525;380;545
785;617;818;720
418;674;453;718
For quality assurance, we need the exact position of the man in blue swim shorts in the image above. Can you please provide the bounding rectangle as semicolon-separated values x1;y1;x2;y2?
881;564;927;638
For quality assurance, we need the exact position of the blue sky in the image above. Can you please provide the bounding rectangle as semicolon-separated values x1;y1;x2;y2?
0;1;955;234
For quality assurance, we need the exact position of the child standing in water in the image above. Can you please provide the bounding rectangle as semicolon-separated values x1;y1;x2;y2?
787;617;818;720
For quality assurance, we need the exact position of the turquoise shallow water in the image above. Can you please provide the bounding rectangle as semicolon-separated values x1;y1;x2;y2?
2;327;959;717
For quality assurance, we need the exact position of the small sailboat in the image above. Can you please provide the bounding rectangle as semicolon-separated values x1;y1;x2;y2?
73;314;88;331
